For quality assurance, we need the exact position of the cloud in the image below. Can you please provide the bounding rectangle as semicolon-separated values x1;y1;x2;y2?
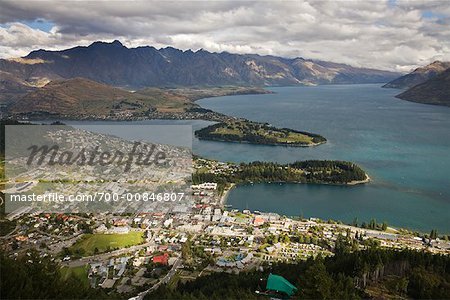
0;0;449;72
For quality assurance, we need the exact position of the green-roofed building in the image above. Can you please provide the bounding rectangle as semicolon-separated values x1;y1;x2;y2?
265;273;298;297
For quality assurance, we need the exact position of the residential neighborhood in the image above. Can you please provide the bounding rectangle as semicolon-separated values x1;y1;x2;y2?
2;167;449;298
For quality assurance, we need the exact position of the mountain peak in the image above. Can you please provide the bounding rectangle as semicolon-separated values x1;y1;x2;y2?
414;60;449;73
111;40;124;47
89;40;126;48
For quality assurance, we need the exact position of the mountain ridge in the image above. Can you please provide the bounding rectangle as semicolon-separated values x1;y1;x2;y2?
383;61;450;89
396;68;450;107
0;40;401;92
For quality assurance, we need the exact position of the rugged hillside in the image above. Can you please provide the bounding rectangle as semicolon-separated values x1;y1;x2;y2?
383;61;450;89
396;68;450;107
0;40;400;91
7;78;270;118
9;78;193;116
0;71;39;104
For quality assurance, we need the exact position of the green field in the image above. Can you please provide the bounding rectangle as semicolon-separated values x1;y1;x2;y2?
69;232;144;256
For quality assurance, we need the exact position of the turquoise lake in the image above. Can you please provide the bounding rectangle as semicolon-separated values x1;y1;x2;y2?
51;84;450;233
196;84;450;233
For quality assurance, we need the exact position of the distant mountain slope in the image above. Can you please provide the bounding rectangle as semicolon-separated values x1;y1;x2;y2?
396;68;450;107
0;71;38;104
10;77;193;116
383;61;450;89
0;40;400;90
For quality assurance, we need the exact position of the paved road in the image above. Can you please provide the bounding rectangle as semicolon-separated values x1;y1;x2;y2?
134;257;182;300
63;240;155;267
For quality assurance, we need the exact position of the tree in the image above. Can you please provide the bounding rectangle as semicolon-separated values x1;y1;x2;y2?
0;249;112;299
300;259;334;299
369;219;377;230
430;229;438;240
335;234;356;255
145;248;450;300
182;236;193;260
408;266;448;299
363;238;380;248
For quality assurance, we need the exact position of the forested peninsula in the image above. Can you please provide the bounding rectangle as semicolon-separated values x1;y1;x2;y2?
195;120;326;147
193;159;369;194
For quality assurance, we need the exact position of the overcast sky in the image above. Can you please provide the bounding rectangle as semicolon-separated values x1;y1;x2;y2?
0;0;449;72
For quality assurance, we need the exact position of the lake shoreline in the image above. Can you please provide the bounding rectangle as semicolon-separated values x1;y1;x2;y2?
220;181;444;235
220;174;371;209
196;136;326;147
8;86;271;123
10;84;450;233
347;174;371;185
195;84;450;233
220;183;235;205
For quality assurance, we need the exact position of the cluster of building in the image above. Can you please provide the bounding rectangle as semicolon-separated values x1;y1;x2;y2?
2;147;450;298
216;252;254;268
194;158;239;174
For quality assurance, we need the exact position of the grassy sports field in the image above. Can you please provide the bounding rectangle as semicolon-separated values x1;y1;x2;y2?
69;231;144;256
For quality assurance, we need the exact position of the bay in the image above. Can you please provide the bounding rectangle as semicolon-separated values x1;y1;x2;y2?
197;84;450;233
42;84;450;232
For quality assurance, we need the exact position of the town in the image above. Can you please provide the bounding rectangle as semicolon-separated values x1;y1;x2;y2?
2;157;449;299
1;127;449;299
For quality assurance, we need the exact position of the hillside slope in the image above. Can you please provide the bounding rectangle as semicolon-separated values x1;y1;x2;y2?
383;61;450;89
396;68;450;107
9;78;192;116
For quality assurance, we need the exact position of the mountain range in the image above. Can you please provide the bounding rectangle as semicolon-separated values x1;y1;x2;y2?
6;40;449;114
383;61;450;89
0;40;400;98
